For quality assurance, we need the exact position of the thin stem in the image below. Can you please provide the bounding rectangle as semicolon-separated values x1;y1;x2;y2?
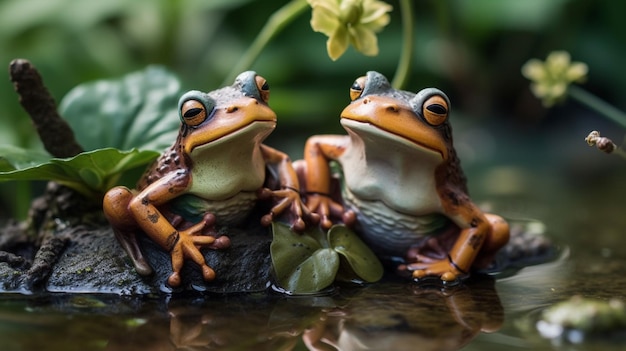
223;0;309;85
569;85;626;129
391;0;414;90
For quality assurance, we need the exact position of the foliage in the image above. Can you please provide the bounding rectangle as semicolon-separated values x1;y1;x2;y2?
59;66;181;152
0;148;158;199
0;67;182;199
271;222;383;294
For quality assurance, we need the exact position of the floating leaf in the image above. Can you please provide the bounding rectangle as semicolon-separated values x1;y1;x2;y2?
328;225;384;283
0;148;158;199
59;65;182;152
270;222;383;294
270;222;340;294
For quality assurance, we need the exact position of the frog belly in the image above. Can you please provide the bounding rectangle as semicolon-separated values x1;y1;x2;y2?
342;187;449;256
168;192;258;226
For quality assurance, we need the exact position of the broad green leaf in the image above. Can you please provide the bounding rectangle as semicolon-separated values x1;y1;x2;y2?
0;148;159;198
0;145;50;172
271;222;340;294
281;248;339;294
59;66;182;152
328;225;383;283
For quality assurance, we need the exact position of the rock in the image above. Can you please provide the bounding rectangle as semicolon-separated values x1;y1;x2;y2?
0;200;274;295
537;295;626;343
43;221;273;295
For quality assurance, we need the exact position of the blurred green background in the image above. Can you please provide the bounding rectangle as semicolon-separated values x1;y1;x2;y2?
1;0;625;219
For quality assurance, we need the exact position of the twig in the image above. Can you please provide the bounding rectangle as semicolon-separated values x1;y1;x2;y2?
9;59;83;158
23;229;70;289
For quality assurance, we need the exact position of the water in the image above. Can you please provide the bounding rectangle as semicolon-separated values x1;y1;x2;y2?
1;163;625;350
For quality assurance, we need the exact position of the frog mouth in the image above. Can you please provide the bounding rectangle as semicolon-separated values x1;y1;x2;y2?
340;118;446;160
184;98;277;155
340;96;448;160
187;120;275;154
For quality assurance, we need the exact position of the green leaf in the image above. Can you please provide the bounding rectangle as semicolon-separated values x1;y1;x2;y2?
59;66;182;152
270;222;340;294
328;225;384;283
0;148;159;198
0;145;50;172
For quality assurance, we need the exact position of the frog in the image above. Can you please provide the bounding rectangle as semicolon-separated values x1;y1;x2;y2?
297;71;510;283
103;71;315;287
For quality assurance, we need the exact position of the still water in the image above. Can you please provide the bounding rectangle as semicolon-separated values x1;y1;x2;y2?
0;161;625;350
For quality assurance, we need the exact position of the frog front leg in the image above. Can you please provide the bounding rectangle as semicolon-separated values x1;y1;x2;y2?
300;135;356;228
129;170;229;287
258;144;319;231
405;198;509;282
103;187;153;276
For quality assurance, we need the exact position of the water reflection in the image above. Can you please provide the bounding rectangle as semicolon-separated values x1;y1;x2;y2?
103;277;504;351
301;278;503;351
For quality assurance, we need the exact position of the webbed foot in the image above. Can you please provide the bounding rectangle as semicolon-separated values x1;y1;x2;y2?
167;213;231;287
257;187;320;231
303;193;355;229
403;258;468;283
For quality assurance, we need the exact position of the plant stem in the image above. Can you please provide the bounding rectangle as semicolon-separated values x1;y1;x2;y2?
391;0;414;90
223;0;309;85
569;85;626;129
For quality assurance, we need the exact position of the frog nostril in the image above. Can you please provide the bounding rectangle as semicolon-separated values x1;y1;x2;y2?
362;98;370;105
385;104;399;113
226;106;239;113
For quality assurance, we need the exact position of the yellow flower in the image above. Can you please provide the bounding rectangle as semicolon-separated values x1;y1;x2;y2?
307;0;392;60
522;51;588;107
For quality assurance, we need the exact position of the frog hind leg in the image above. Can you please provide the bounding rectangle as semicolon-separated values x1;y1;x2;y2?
103;186;154;276
472;213;510;269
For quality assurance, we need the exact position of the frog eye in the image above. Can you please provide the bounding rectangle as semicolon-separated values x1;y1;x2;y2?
349;76;366;101
255;75;270;103
422;95;449;126
181;99;208;127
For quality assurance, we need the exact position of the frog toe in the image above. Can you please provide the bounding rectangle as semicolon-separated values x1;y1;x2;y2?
168;271;182;287
201;265;216;282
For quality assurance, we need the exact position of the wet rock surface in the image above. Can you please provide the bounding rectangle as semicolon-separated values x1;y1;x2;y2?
1;219;273;295
0;184;554;296
0;183;273;295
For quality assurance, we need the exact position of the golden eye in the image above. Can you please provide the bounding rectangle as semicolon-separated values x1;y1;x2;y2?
255;75;270;102
181;100;207;126
423;95;449;126
349;76;366;101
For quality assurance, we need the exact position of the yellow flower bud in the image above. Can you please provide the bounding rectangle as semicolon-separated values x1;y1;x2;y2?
308;0;392;60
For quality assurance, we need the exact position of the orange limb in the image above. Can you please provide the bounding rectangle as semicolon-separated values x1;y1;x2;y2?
122;169;227;287
301;135;352;228
408;203;509;282
259;144;319;230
